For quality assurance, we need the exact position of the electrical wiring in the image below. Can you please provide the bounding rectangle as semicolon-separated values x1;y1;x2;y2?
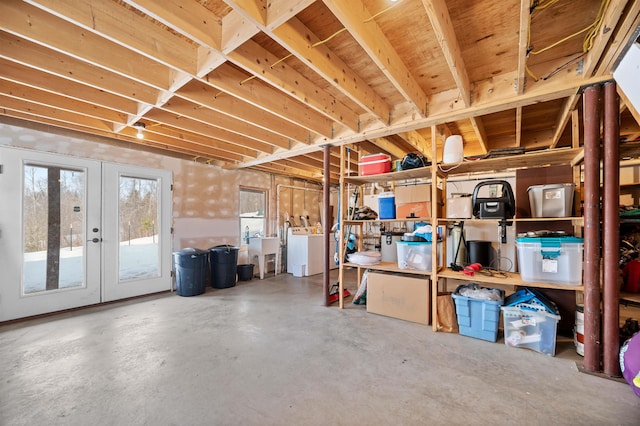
525;0;609;82
529;0;610;56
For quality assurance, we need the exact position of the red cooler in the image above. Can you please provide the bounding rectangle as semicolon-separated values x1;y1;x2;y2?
359;153;391;176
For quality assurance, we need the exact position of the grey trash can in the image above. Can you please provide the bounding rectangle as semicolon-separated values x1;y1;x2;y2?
173;248;207;296
209;245;239;288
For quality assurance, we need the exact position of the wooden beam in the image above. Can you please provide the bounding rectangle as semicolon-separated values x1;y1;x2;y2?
596;1;640;75
23;0;199;75
515;106;523;147
469;117;488;154
550;93;581;148
159;97;293;150
572;108;581;148
224;0;267;26
369;137;407;161
121;0;222;50
324;0;428;116
177;79;312;144
619;86;640;129
0;33;161;106
0;59;139;115
203;64;333;138
266;0;315;30
0;1;173;90
397;130;432;160
1;79;127;124
582;0;629;77
240;69;611;167
221;10;261;54
0;94;115;131
228;40;360;131
516;0;530;95
421;0;471;106
143;108;276;154
272;17;390;122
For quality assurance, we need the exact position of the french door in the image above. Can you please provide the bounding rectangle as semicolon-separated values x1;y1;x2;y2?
0;147;172;321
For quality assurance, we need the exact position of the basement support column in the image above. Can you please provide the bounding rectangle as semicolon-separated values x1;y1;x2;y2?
323;144;331;306
603;81;621;377
583;84;602;372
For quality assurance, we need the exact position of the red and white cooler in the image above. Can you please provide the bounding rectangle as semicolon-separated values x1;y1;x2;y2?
358;153;391;176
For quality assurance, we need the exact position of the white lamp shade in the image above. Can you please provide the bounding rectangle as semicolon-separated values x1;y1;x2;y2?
443;135;464;164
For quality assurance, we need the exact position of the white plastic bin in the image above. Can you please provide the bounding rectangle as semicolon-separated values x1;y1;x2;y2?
527;183;575;217
516;236;583;284
396;241;433;271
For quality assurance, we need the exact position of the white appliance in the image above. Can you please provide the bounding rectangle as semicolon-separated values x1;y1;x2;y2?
287;227;337;276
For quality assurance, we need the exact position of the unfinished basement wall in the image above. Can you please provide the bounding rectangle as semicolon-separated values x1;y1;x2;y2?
0;119;275;251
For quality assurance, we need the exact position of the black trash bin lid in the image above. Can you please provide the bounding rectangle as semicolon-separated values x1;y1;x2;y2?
174;247;206;255
208;244;239;252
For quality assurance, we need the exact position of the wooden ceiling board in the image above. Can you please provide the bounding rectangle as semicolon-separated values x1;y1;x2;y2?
449;0;521;83
369;0;458;95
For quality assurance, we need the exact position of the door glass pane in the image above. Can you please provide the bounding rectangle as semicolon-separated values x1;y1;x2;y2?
118;176;160;281
23;165;85;294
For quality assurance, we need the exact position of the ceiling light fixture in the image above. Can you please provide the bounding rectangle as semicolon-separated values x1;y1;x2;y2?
133;122;146;139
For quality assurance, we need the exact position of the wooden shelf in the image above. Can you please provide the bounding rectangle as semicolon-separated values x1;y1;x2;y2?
436;217;583;226
443;148;583;176
437;268;583;291
344;218;430;225
343;261;432;276
342;165;436;184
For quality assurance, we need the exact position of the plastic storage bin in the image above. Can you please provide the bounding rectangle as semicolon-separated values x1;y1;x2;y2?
516;236;583;284
452;284;504;342
208;245;239;288
396;241;433;271
527;183;575;217
359;153;391;176
502;288;561;356
378;192;396;219
173;248;207;296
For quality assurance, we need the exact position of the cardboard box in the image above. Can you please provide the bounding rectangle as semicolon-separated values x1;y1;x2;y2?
395;184;431;204
396;201;430;219
366;272;430;325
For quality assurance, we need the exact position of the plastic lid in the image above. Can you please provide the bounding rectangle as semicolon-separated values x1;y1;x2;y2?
516;236;583;243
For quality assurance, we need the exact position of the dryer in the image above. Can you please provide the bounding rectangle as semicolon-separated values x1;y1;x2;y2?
287;227;337;276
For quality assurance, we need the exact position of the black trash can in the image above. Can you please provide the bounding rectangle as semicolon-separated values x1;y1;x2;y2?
209;245;239;288
173;248;207;296
237;264;254;281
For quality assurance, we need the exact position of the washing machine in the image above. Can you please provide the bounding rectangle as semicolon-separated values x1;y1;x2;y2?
287;227;337;276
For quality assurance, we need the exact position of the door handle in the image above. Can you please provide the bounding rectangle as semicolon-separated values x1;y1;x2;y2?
87;237;102;243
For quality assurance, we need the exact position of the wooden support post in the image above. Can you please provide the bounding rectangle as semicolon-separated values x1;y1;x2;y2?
583;84;602;372
603;81;621;377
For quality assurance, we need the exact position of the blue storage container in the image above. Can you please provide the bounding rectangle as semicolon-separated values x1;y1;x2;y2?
378;192;396;219
501;288;561;356
452;284;504;342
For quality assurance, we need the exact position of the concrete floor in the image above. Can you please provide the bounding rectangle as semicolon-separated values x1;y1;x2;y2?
1;270;639;426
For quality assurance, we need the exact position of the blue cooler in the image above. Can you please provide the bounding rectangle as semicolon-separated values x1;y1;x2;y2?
378;192;396;219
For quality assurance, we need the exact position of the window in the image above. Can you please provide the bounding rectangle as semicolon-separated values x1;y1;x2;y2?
240;188;267;243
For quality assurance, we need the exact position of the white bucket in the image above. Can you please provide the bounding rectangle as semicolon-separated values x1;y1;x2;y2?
575;304;584;356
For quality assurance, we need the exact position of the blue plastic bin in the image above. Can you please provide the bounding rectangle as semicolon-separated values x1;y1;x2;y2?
452;284;505;342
